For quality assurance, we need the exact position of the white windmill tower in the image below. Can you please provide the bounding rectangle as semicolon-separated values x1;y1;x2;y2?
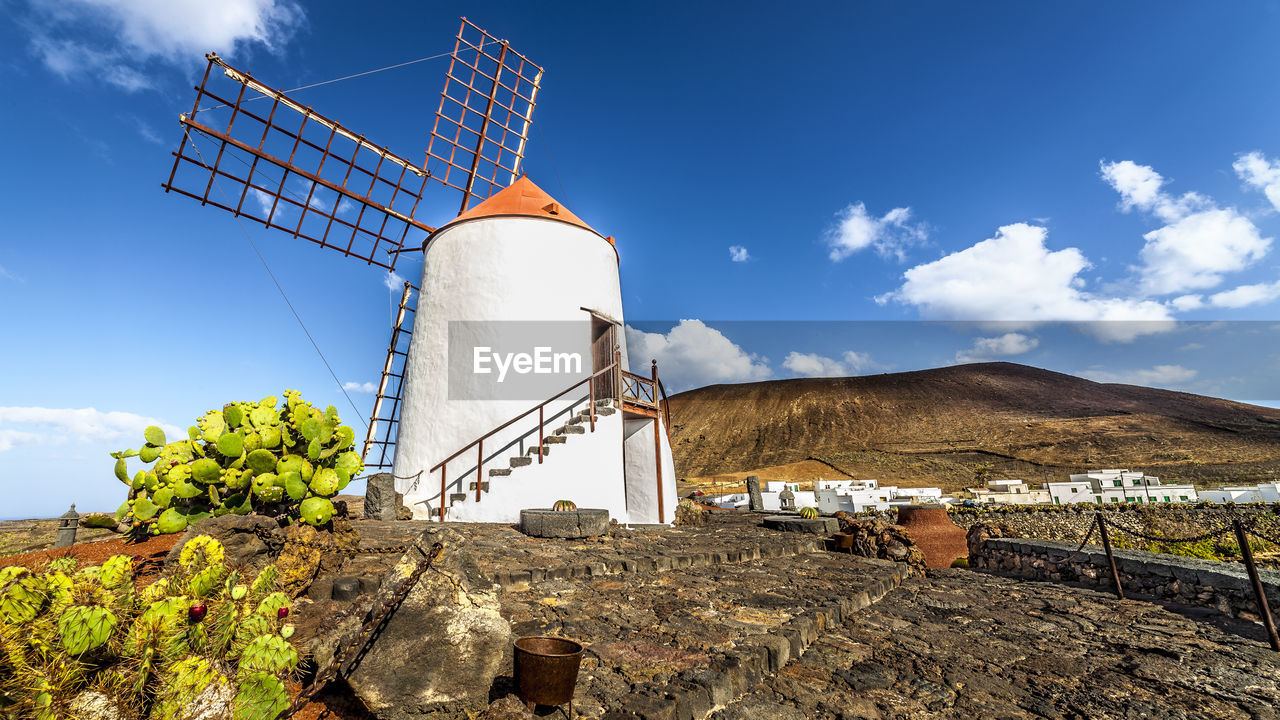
162;19;677;524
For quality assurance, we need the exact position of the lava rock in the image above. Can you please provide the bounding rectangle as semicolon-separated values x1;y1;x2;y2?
345;528;511;718
364;473;398;520
166;515;278;572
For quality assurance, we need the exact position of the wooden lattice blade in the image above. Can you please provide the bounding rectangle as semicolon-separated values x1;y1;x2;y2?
163;54;436;271
426;18;543;215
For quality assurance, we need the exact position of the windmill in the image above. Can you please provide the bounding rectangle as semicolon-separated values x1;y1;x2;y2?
162;18;678;524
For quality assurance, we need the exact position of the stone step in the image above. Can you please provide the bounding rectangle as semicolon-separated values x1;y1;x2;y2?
449;493;467;505
468;481;490;493
545;436;567;444
510;456;533;468
528;446;551;457
595;406;617;417
489;467;512;477
557;424;586;435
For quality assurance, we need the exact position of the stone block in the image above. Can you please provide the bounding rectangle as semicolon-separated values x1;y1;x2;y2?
762;516;840;534
345;528;511;718
364;473;398;521
519;508;610;538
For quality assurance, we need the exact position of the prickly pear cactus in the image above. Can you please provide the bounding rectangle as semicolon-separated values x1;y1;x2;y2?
799;506;819;519
551;499;577;512
112;390;363;534
0;535;299;720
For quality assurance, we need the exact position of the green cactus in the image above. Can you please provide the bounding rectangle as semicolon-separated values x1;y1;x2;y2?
309;467;339;497
113;390;361;534
799;506;819;519
298;496;333;525
237;634;298;675
551;499;577;512
153;656;224;720
217;432;245;459
233;671;288;720
144;426;167;446
56;605;117;654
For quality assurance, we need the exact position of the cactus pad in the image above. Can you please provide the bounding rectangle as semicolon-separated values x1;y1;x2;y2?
246;449;277;474
217;432;245;458
298;496;334;526
57;605;118;654
144;426;167;446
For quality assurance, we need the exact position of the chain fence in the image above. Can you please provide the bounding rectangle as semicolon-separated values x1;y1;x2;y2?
1041;510;1280;652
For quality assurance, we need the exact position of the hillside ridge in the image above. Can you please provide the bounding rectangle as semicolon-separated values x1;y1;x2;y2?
666;362;1280;484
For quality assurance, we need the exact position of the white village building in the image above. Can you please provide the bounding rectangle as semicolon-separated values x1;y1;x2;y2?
393;177;677;524
967;478;1050;505
1047;469;1197;506
718;479;943;513
1199;482;1280;504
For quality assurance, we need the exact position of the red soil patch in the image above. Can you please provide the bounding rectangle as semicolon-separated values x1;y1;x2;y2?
0;533;180;581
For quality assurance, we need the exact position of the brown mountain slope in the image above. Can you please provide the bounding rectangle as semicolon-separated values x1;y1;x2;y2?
666;362;1280;487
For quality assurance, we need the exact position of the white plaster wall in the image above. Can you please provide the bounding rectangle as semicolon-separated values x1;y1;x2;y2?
623;416;677;524
446;411;626;523
394;216;624;517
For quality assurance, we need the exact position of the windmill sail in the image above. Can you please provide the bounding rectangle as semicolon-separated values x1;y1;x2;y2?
163;54;436;271
426;18;544;213
363;281;417;469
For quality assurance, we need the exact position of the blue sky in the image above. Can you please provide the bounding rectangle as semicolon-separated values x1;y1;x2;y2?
4;1;1280;518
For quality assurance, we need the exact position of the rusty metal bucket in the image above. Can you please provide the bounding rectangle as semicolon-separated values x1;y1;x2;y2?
513;635;584;709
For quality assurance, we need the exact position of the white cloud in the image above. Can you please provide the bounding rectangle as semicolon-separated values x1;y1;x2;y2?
625;320;771;392
878;223;1172;338
383;271;406;292
343;381;377;393
0;407;183;452
782;350;879;378
1207;281;1280;309
729;245;750;263
955;333;1039;363
1101;160;1270;296
826;203;927;262
1234;151;1280;211
1178;342;1204;351
0;264;22;283
24;0;304;88
1078;364;1197;389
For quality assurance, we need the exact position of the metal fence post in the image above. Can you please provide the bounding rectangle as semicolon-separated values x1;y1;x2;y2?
1097;514;1125;600
1232;517;1280;652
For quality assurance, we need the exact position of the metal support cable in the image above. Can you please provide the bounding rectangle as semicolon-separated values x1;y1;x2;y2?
182;128;368;430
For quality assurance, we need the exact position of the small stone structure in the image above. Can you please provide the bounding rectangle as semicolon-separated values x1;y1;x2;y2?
762;515;838;534
971;535;1280;620
746;475;763;512
53;504;78;548
364;473;401;521
519;508;610;538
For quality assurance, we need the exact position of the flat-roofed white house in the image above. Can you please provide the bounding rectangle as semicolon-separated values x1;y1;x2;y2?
968;479;1051;505
1047;469;1198;506
1200;482;1280;504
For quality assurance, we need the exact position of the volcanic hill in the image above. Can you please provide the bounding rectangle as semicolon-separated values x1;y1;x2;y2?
666;362;1280;492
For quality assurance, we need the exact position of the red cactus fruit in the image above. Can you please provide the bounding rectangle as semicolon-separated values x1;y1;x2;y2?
188;603;207;622
277;606;289;619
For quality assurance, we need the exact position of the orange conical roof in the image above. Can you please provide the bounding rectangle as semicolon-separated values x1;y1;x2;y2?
438;175;602;238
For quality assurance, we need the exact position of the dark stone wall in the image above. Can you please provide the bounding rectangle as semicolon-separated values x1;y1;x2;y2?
972;536;1280;621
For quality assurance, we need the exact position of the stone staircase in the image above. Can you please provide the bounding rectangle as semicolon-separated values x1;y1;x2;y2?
446;399;618;509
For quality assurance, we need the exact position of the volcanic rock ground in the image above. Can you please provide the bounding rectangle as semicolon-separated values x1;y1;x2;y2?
712;569;1280;720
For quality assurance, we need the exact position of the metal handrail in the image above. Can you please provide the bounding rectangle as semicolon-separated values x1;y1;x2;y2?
430;360;619;519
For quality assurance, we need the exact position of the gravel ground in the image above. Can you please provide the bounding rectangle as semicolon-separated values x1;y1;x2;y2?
712;568;1280;720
